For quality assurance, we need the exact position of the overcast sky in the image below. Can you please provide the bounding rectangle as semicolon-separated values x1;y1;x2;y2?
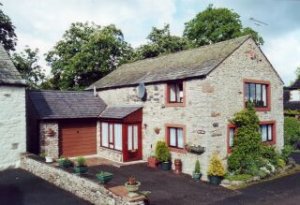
2;0;300;85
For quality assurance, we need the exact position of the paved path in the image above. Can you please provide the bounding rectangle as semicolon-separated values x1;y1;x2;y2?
0;169;90;205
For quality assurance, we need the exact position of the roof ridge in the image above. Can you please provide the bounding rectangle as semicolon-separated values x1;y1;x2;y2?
121;35;251;66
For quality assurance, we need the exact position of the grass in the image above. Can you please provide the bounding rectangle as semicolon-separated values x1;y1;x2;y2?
225;174;253;181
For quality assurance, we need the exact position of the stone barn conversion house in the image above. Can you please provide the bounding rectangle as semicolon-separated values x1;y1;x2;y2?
26;35;284;177
0;44;26;170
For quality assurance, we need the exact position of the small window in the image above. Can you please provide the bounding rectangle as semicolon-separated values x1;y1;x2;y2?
168;127;184;149
290;90;300;102
229;127;235;148
260;124;273;142
244;82;269;108
167;82;184;103
101;122;122;151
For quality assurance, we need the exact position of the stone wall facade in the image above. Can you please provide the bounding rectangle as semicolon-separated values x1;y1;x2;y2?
20;155;145;205
39;122;59;159
0;86;26;170
96;38;284;178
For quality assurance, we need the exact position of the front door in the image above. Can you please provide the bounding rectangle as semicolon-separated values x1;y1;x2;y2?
124;124;142;161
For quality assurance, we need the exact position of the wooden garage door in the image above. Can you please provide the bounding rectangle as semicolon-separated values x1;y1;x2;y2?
60;120;97;157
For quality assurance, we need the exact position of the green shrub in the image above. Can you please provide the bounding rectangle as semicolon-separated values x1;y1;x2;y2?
257;169;267;178
281;145;293;162
277;158;286;168
208;153;225;177
76;157;87;167
228;103;263;174
155;141;171;162
284;117;300;147
194;159;201;174
261;145;280;167
225;174;252;181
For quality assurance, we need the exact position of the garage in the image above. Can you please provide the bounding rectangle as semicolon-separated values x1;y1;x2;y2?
60;120;97;157
27;90;107;159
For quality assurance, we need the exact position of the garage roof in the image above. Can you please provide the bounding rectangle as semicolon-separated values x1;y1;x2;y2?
28;90;107;119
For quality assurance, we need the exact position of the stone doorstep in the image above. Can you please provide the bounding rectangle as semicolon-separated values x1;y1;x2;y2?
109;185;146;202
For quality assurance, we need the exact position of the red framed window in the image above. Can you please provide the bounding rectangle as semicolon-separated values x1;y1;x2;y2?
166;81;185;107
167;127;184;149
101;122;122;151
244;80;270;111
227;121;276;153
127;124;138;151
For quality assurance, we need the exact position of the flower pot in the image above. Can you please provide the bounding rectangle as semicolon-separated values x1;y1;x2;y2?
45;156;53;163
174;159;182;174
58;159;73;168
209;175;223;185
124;181;141;193
161;161;171;171
74;166;88;174
148;157;158;168
192;172;202;181
96;172;113;184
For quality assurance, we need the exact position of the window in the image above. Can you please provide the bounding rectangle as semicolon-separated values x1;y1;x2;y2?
167;82;184;104
260;124;273;142
227;122;276;153
290;90;300;102
244;81;269;109
228;127;235;148
101;122;122;151
168;127;184;149
128;125;138;151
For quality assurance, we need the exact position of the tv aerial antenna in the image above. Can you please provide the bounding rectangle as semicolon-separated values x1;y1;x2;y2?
249;17;268;26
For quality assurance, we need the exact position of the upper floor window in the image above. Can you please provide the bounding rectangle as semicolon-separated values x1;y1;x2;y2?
244;80;270;110
290;90;300;102
167;82;184;104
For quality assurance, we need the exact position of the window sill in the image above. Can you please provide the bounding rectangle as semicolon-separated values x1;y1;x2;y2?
165;102;185;107
169;147;187;154
255;107;271;112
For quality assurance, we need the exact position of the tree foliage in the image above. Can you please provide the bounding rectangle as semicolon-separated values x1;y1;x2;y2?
284;117;300;147
12;47;45;88
135;24;191;60
0;3;17;52
45;22;134;90
184;4;264;46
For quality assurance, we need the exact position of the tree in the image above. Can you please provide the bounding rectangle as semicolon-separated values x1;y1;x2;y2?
46;22;134;90
12;47;45;89
0;3;17;52
135;24;192;60
184;4;264;46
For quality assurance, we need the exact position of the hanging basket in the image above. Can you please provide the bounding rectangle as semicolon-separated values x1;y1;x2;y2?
185;144;205;155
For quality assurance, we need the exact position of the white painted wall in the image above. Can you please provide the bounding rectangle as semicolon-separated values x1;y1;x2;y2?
0;86;26;170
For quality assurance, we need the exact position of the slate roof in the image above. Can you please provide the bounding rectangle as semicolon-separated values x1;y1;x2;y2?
88;35;251;90
0;44;26;86
284;87;300;111
28;90;107;119
289;79;300;90
99;106;142;119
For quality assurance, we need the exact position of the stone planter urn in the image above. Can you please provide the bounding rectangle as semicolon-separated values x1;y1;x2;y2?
124;176;141;197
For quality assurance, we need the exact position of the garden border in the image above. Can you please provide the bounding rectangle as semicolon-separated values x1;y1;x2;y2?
20;153;145;205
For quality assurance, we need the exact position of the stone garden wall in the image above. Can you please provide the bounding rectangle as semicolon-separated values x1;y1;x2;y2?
20;154;145;205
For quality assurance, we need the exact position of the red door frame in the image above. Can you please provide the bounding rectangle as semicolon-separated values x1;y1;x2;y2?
123;123;142;162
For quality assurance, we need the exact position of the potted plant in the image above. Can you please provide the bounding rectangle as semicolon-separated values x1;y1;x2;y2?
207;154;225;185
74;157;88;174
40;151;53;163
58;157;73;168
155;141;171;171
124;176;141;197
147;151;158;168
192;159;202;181
96;171;114;184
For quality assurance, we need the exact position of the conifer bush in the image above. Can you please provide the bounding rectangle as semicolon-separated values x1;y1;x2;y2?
208;153;225;177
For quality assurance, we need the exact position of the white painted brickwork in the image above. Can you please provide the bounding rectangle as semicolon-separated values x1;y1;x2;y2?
0;86;26;170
